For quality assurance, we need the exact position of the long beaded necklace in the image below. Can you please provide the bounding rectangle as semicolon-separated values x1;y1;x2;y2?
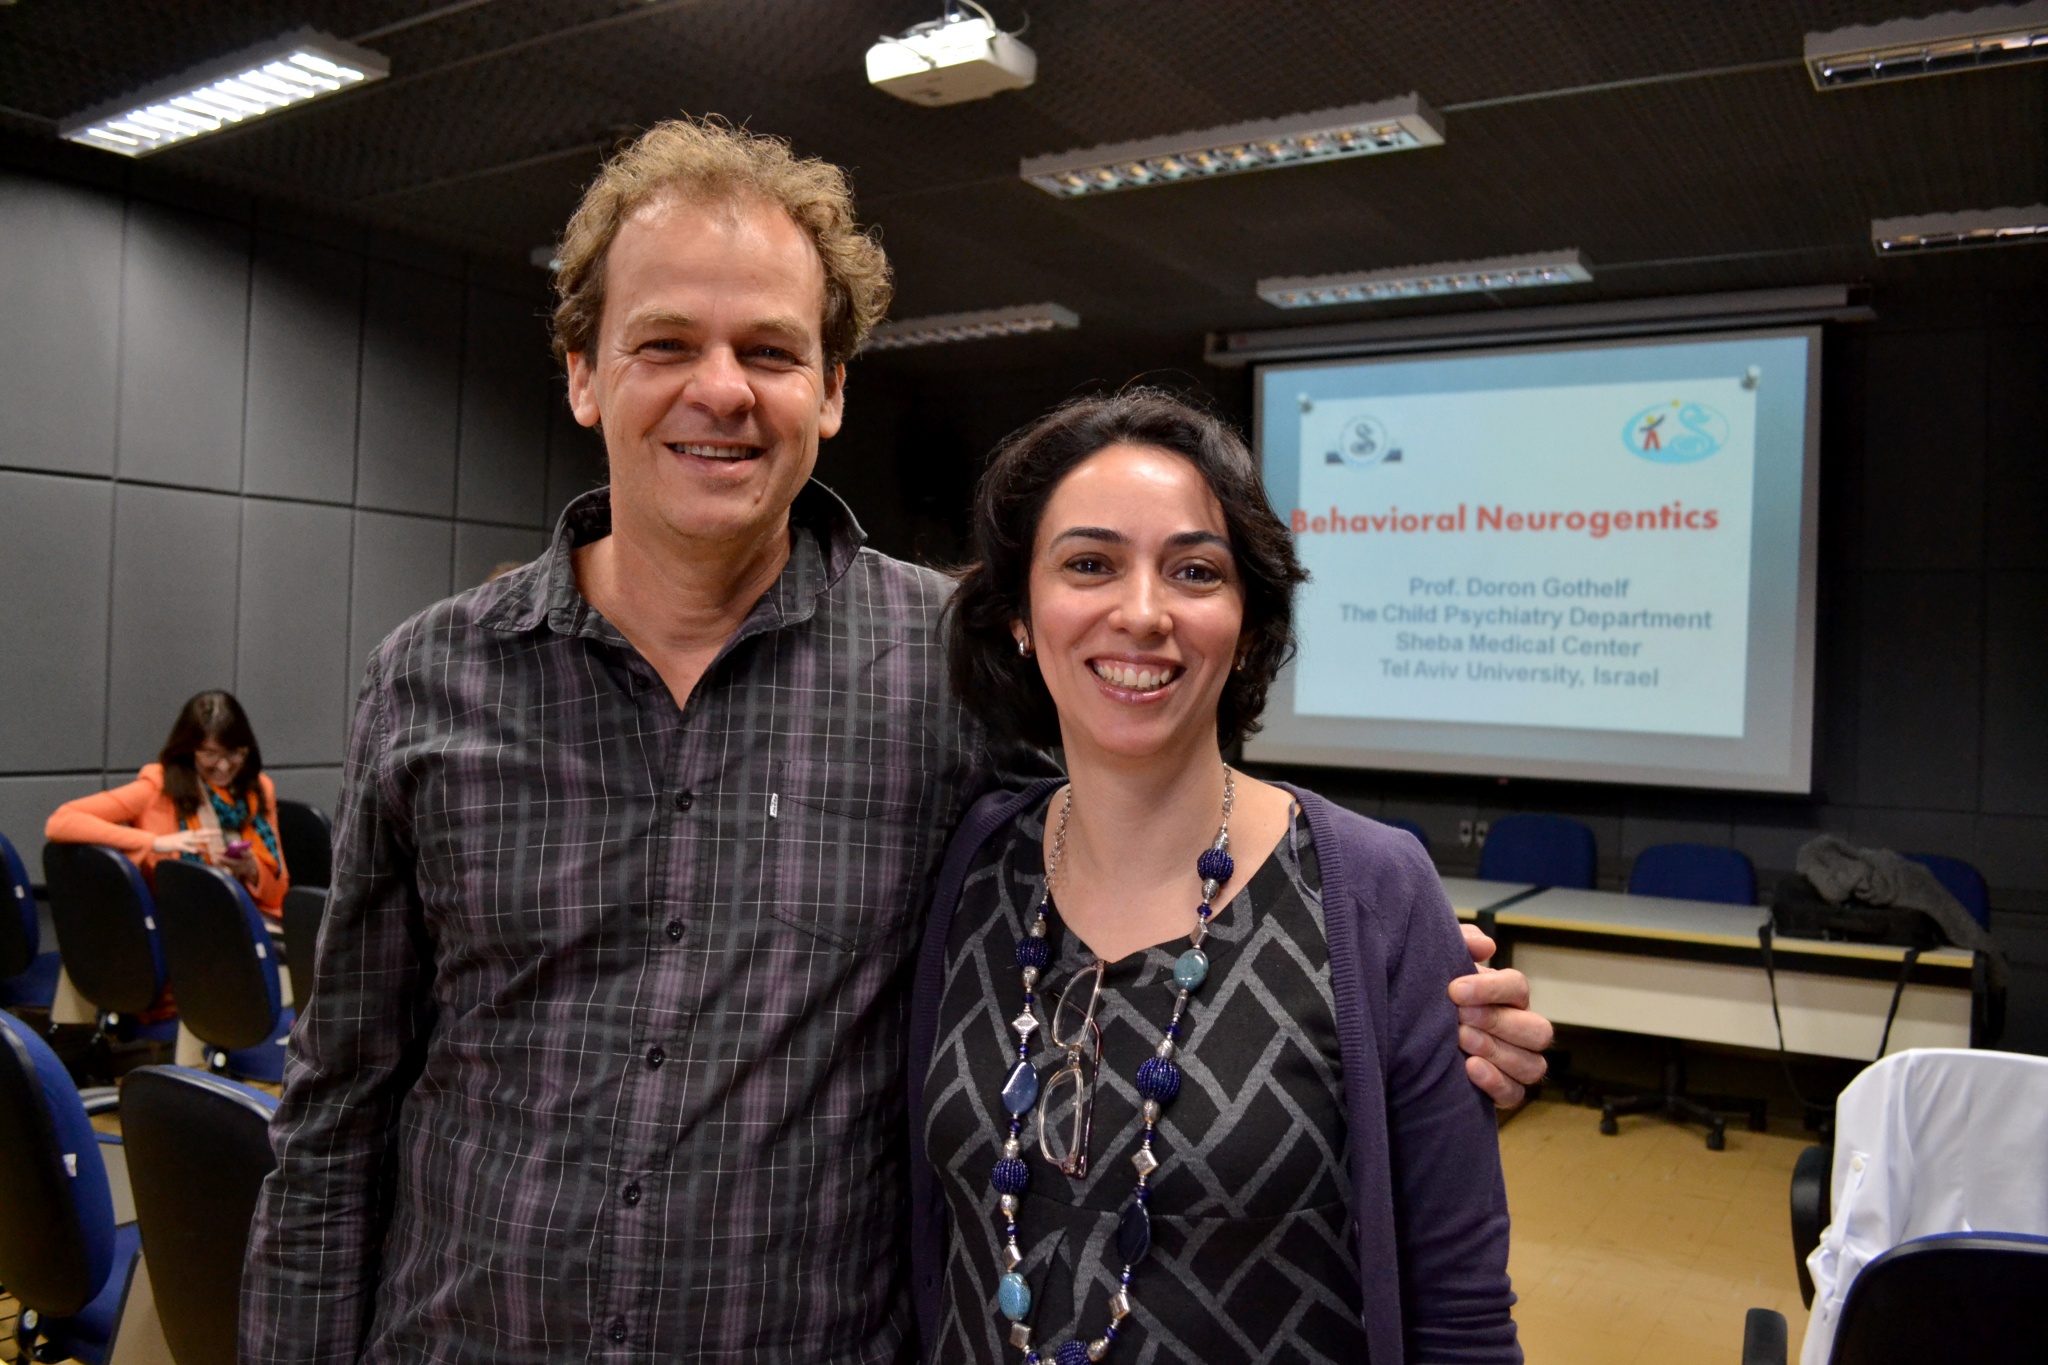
989;767;1238;1365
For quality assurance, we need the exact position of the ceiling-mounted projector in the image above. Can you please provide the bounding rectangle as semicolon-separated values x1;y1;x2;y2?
866;2;1035;107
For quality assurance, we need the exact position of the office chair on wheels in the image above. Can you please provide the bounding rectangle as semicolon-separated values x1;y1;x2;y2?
1746;1047;2048;1363
1596;843;1768;1150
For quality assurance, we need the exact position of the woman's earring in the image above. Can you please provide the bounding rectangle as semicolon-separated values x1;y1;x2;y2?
1017;637;1033;658
1234;653;1248;673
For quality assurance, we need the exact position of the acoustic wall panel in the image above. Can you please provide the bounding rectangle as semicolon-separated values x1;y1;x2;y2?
545;399;607;526
1984;571;2048;816
0;472;113;771
456;288;552;527
1986;327;2048;571
0;775;102;860
238;499;353;767
1854;571;1983;811
1860;331;1986;573
0;174;123;476
245;234;363;503
358;262;462;516
107;484;242;768
349;510;453;672
117;203;251;492
454;522;548;592
267;765;344;821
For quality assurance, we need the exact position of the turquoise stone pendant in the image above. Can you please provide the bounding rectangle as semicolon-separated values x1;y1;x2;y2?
998;1271;1032;1321
1172;948;1208;991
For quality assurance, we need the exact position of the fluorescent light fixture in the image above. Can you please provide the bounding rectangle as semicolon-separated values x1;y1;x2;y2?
1871;204;2048;252
1258;251;1592;309
61;28;388;157
1806;1;2048;89
864;303;1079;352
1020;94;1443;197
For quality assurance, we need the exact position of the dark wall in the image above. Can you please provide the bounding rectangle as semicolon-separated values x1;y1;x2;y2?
0;164;603;838
833;295;2048;1052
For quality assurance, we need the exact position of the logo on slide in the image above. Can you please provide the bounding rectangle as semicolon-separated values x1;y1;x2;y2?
1325;414;1403;467
1623;401;1727;463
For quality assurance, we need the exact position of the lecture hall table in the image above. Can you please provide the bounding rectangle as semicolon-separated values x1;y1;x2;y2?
1441;877;1977;1061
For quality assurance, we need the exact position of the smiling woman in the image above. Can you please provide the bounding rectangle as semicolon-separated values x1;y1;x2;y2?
914;391;1522;1365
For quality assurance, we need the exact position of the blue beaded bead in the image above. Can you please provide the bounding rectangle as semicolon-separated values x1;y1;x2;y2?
1055;1342;1090;1365
1172;948;1209;991
1134;1056;1181;1103
1015;935;1050;970
991;1155;1031;1195
998;1272;1031;1320
1197;847;1234;883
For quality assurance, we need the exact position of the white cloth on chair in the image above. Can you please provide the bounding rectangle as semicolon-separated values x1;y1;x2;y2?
1802;1047;2048;1364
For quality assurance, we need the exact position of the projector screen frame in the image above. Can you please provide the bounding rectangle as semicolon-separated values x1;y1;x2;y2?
1243;324;1822;794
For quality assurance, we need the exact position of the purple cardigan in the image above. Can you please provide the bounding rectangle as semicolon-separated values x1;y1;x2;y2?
906;781;1520;1365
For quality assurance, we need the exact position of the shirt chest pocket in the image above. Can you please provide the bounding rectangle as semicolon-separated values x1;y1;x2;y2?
752;758;934;953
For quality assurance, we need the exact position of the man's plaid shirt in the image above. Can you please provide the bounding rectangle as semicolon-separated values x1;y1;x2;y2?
243;484;997;1364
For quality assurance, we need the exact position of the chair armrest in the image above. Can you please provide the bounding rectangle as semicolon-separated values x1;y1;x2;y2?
1742;1308;1788;1365
1790;1142;1830;1308
80;1085;122;1116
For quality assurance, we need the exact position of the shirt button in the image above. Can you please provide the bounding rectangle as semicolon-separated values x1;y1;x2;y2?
665;920;685;942
646;1045;666;1069
622;1181;642;1206
673;790;694;811
608;1318;627;1343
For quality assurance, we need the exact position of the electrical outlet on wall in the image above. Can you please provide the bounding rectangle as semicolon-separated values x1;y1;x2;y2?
1476;820;1490;845
1458;819;1474;847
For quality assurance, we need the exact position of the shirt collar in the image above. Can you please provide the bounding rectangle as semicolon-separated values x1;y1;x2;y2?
478;480;869;643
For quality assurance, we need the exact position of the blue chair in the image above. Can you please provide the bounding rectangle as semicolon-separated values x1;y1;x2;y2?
0;830;61;1009
1745;1232;2048;1364
121;1066;279;1365
1603;843;1768;1148
1627;843;1758;906
41;843;178;1046
1904;853;1990;929
0;1011;143;1364
1378;817;1432;856
151;860;293;1082
1477;813;1597;888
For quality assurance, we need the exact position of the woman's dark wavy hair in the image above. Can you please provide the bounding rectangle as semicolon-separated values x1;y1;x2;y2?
159;690;267;819
946;388;1308;751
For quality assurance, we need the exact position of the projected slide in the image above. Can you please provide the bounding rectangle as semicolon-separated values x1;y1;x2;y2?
1250;330;1819;792
1292;376;1755;736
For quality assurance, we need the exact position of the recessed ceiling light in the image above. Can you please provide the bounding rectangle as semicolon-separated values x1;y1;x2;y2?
1871;205;2048;253
1806;1;2048;89
1258;251;1592;309
863;303;1079;351
1020;94;1443;198
61;29;388;157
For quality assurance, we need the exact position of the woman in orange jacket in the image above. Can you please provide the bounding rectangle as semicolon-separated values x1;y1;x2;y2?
47;690;291;917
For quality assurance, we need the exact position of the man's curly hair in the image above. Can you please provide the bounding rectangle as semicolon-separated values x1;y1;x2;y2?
550;117;892;371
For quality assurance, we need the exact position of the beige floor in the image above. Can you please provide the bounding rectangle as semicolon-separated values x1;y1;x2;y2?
1502;1094;1812;1364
